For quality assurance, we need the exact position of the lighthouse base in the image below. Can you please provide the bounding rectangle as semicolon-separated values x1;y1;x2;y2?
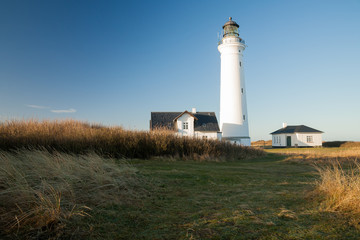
222;137;251;146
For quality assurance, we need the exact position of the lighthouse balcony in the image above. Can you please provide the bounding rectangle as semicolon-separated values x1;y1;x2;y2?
218;37;245;45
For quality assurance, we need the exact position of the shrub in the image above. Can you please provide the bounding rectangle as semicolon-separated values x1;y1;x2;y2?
322;141;348;148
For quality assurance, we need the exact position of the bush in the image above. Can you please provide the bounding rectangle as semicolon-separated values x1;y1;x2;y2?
322;141;348;148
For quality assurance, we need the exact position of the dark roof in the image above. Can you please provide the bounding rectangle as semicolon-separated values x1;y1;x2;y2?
270;125;323;135
151;111;220;132
222;17;239;29
193;112;220;132
151;112;180;130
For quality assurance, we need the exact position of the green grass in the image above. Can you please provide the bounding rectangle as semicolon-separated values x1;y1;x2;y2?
2;148;360;239
75;154;360;239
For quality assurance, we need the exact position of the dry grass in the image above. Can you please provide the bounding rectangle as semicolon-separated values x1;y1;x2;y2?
340;142;360;148
267;147;360;163
0;149;142;238
251;140;272;149
268;146;360;227
315;160;360;227
0;119;264;161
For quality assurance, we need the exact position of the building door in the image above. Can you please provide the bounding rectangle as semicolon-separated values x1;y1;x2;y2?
286;136;291;147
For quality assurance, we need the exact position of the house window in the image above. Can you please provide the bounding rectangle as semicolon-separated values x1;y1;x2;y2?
275;136;280;144
307;136;313;143
183;122;188;130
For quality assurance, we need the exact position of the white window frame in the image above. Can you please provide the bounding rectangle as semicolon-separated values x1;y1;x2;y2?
183;122;188;130
307;136;313;143
274;136;279;144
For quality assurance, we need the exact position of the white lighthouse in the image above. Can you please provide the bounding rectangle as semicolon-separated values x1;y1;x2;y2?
218;17;250;146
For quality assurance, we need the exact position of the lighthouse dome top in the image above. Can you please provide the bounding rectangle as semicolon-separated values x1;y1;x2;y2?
222;17;239;29
222;17;240;38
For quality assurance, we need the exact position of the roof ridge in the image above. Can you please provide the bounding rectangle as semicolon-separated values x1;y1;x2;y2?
270;125;323;134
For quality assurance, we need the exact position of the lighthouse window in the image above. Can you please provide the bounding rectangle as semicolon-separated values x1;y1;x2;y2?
183;122;188;130
240;62;242;67
243;115;246;121
241;88;243;94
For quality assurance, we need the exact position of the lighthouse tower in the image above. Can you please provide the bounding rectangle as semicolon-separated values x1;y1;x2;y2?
218;17;250;146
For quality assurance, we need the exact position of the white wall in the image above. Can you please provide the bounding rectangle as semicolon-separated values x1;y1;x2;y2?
233;138;251;146
272;134;287;147
194;131;219;140
176;113;195;137
295;133;322;147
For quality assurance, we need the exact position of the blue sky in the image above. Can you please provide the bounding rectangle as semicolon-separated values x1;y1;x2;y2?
1;0;359;141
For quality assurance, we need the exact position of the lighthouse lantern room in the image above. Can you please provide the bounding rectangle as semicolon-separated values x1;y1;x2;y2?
218;17;250;146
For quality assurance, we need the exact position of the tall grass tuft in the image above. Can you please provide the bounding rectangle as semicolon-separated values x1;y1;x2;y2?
0;119;264;161
315;160;360;227
0;149;142;238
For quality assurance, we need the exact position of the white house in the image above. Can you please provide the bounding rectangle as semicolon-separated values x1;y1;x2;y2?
150;108;222;140
270;123;323;148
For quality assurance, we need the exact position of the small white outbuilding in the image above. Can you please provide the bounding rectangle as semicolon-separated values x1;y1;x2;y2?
270;123;323;148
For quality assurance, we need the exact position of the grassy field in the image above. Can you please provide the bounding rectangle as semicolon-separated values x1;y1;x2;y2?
0;149;360;239
1;121;360;239
80;155;357;239
4;151;359;239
